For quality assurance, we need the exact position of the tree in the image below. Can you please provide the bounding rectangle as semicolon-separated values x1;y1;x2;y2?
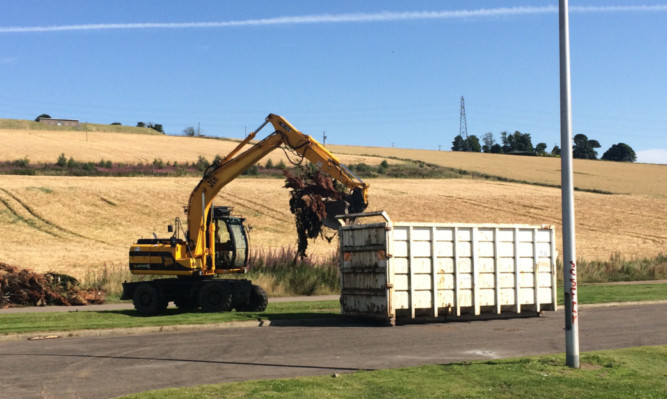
467;135;481;152
110;122;122;126
56;153;67;167
501;131;534;154
35;114;51;121
451;135;466;151
573;133;601;159
136;122;146;128
602;143;636;162
147;123;164;134
490;144;502;153
551;145;561;156
452;134;480;152
481;132;495;153
183;127;196;137
535;142;547;155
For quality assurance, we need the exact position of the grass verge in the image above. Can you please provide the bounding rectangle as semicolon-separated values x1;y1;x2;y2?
558;283;667;305
115;346;667;399
2;283;665;335
0;300;340;335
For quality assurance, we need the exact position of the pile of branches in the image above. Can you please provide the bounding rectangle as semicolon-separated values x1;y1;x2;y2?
0;263;105;307
284;168;345;259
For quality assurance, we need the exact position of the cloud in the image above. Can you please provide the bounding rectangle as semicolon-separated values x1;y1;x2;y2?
636;149;667;165
1;5;666;33
0;56;17;64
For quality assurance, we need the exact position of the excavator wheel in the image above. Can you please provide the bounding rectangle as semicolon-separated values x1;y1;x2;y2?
236;285;268;312
133;283;168;316
198;283;233;312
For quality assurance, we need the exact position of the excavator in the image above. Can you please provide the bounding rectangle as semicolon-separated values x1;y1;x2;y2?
121;114;369;315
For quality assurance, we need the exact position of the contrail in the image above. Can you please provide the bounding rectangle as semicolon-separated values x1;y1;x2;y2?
1;5;665;33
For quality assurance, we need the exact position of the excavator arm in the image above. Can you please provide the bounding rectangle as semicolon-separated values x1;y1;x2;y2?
185;114;369;263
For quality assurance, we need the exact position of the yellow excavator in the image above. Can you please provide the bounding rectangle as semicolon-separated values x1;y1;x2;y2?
121;114;369;315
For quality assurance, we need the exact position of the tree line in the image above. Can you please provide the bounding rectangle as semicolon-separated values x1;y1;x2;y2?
451;131;636;162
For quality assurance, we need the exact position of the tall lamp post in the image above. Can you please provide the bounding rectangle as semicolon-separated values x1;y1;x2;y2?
559;0;580;369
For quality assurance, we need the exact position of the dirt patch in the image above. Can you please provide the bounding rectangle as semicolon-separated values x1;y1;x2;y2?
0;263;105;307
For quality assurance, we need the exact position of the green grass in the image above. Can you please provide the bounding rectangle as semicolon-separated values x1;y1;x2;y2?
116;346;667;399
0;300;341;335
558;283;667;305
2;284;665;335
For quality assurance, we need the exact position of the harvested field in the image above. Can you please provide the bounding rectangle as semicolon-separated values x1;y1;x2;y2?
0;128;390;167
327;145;667;196
0;176;664;279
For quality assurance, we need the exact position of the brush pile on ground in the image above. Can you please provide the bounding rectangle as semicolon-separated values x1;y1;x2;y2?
284;168;345;259
0;263;105;307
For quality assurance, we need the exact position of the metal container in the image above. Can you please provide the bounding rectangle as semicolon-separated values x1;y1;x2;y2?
339;212;557;325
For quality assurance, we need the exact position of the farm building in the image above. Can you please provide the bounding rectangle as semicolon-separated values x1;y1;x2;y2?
38;117;80;127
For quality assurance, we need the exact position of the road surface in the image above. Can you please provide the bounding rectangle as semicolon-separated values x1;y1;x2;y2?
0;303;665;399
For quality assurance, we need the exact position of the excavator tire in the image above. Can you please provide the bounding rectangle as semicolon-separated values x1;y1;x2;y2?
133;283;168;316
236;285;268;312
198;283;233;312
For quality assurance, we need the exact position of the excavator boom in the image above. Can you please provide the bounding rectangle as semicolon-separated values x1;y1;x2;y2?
185;113;368;268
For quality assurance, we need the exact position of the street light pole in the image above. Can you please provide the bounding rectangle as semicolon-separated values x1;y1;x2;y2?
559;0;580;369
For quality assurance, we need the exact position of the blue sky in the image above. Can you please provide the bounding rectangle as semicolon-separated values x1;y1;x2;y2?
1;1;666;163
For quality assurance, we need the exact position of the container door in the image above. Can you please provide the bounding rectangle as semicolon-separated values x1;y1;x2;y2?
339;222;393;322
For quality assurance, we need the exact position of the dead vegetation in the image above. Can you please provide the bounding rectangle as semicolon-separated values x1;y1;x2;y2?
284;168;344;258
0;263;104;307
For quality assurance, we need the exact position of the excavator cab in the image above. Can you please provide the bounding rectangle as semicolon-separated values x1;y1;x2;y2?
212;206;249;271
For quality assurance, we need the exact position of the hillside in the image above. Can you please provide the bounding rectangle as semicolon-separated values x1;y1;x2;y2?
1;123;664;196
0;123;665;278
0;127;389;167
0;118;163;135
0;176;664;278
327;145;667;197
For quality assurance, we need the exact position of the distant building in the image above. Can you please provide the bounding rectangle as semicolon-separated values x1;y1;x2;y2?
38;117;80;128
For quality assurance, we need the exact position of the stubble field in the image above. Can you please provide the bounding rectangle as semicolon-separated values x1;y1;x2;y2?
1;125;665;279
0;175;664;279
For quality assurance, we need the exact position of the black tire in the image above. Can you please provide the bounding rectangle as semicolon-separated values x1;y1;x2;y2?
133;283;168;316
173;297;198;311
198;283;232;312
236;285;268;312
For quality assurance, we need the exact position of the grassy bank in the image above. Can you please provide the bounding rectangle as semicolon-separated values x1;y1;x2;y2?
0;300;340;335
2;283;665;335
0;118;162;134
116;346;667;399
558;283;667;305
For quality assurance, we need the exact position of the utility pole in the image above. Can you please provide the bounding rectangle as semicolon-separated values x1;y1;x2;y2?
559;0;580;369
459;96;470;151
323;131;327;146
197;122;200;137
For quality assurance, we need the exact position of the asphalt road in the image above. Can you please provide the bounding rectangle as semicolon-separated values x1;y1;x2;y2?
0;303;665;399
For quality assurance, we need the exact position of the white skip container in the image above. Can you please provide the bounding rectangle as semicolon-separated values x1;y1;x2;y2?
338;211;557;325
